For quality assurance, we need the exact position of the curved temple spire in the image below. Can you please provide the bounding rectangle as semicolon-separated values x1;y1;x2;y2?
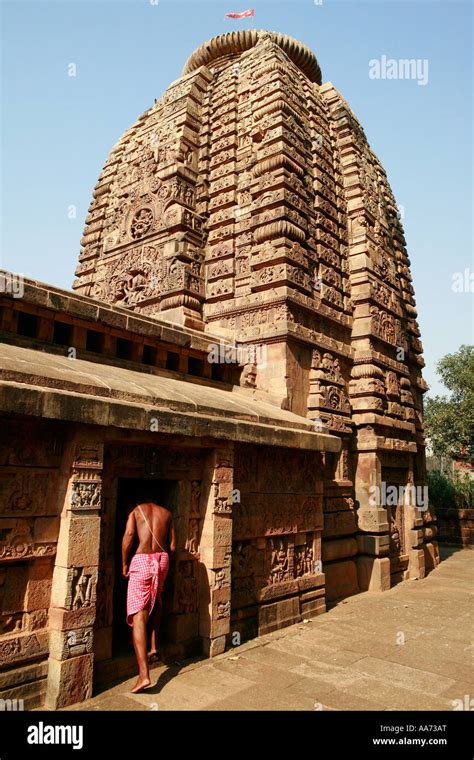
182;30;322;84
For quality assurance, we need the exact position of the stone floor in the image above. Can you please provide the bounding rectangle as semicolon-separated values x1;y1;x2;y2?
64;547;473;711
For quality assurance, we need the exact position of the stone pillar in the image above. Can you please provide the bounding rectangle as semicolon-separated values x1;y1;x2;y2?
355;449;391;592
198;444;233;657
45;434;103;709
404;456;426;580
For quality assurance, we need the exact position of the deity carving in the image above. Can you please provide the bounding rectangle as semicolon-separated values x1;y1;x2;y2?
177;561;198;613
72;570;96;609
268;538;290;585
130;208;154;239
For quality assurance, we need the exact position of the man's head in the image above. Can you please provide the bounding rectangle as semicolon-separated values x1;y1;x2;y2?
138;492;159;504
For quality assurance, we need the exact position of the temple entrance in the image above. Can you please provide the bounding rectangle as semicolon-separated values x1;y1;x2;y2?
94;443;207;690
112;477;179;658
382;464;410;585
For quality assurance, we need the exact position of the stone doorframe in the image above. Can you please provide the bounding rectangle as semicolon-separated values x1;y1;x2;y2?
198;443;233;656
45;430;103;709
45;430;234;708
355;449;429;592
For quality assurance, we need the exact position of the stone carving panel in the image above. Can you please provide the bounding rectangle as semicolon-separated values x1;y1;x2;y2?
0;520;56;563
266;537;293;585
294;534;315;578
71;568;97;610
95;566;113;629
184;518;200;555
0;631;48;667
62;628;94;659
176;560;198;613
0;470;59;516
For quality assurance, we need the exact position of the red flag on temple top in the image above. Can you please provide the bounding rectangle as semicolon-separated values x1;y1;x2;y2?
225;9;255;18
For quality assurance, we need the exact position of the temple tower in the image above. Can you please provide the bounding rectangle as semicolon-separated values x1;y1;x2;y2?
73;30;437;593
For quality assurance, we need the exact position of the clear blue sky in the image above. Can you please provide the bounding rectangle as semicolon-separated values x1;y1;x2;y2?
1;0;472;396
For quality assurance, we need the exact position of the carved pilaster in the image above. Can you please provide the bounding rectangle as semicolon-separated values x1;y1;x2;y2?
198;445;233;657
45;435;104;709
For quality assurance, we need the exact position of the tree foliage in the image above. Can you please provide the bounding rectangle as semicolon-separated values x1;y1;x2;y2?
424;345;474;461
427;469;474;510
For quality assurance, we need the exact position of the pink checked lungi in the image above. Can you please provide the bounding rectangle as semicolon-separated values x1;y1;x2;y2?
126;551;169;626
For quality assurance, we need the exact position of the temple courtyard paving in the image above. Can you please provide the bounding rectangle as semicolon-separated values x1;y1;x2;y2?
63;548;473;712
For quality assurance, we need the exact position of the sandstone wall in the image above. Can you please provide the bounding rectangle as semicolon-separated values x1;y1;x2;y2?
0;419;66;708
232;445;325;639
436;508;474;547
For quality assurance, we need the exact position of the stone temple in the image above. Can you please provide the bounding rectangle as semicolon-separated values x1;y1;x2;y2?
0;30;439;709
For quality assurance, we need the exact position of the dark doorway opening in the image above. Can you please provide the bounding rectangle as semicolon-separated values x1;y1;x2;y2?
112;477;179;658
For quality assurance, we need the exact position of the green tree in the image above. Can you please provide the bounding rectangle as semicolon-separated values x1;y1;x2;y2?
424;345;474;462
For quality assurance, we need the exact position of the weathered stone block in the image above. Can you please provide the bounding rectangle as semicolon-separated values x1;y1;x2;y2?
55;516;100;568
166;613;199;642
259;579;299;602
0;660;47;691
0;630;48;667
45;654;93;709
34;517;60;543
356;533;390;556
407;528;424;548
357;556;391;592
325;560;359;601
48;605;96;631
202;635;226;657
92;626;112;662
209;611;231;638
408;548;425;579
24;609;48;631
297;573;325;592
423;541;440;571
323;510;358;538
300;593;326;619
0;678;47;711
2;565;28;611
201;517;232;547
323;537;358;561
258;597;300;635
357;507;390;534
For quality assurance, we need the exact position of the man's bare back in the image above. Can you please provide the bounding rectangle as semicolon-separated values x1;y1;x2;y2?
134;501;173;554
122;501;176;579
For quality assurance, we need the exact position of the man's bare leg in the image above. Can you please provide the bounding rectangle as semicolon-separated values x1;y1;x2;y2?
149;603;162;658
131;609;151;693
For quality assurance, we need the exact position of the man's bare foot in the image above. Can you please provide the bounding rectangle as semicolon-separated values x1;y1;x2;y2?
148;650;160;662
131;676;151;694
